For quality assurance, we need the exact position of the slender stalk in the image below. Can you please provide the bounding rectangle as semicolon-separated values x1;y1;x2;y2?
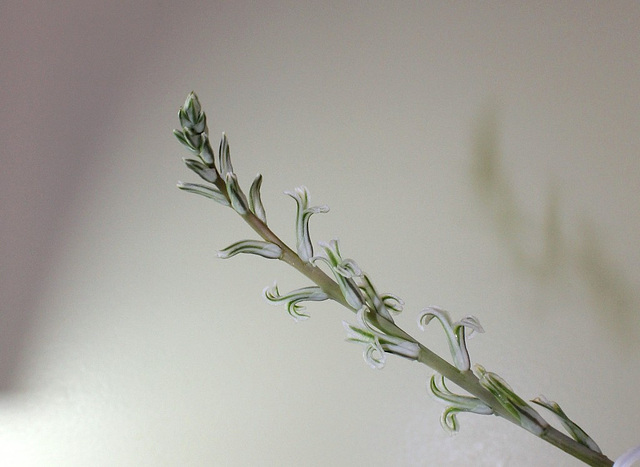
238;209;614;467
175;92;614;466
540;427;614;467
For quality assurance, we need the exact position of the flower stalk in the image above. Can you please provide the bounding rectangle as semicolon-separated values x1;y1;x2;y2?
174;92;617;467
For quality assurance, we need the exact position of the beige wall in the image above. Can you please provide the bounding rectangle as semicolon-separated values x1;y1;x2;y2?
1;2;639;465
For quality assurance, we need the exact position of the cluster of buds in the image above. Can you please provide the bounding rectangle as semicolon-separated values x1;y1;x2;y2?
175;93;280;260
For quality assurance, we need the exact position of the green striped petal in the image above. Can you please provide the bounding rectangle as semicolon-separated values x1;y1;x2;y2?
177;181;229;206
183;158;220;184
312;240;364;310
217;240;283;260
249;173;267;223
225;173;249;215
532;395;601;453
474;365;548;436
263;282;329;321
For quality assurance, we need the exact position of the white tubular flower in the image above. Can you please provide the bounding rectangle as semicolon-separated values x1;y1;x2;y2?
217;240;283;260
473;364;549;436
285;186;329;262
343;307;420;369
311;239;364;310
263;282;329;321
428;374;494;433
417;307;484;372
532;395;601;453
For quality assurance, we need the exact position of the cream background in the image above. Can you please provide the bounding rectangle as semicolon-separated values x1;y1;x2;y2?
1;2;639;466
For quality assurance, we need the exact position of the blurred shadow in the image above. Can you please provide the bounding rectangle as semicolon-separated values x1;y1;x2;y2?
471;102;638;350
0;1;178;392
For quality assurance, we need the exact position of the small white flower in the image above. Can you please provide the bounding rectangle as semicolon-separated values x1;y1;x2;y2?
418;307;483;371
343;307;420;369
263;282;329;321
285;186;329;262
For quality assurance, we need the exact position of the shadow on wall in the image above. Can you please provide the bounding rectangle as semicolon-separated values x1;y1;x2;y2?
470;103;638;351
0;1;180;392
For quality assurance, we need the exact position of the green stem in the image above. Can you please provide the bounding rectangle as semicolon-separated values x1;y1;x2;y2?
238;209;614;467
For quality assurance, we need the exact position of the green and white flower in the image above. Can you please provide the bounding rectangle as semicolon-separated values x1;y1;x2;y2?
285;186;329;262
263;282;329;321
418;307;483;372
225;172;249;215
176;181;229;206
474;364;548;436
428;373;494;433
311;239;364;310
532;395;601;453
359;273;399;322
249;173;267;223
343;307;420;369
183;157;220;185
217;240;283;260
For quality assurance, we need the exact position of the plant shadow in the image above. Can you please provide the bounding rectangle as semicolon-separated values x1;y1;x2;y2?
470;102;638;353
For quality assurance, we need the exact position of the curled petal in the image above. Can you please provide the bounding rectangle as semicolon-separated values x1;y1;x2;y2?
474;365;548;436
430;374;494;411
335;258;362;278
532;395;601;453
343;320;386;369
457;315;484;336
381;294;404;314
217;240;282;260
177;182;230;206
226;173;249;215
428;374;493;434
263;282;329;321
363;341;386;369
441;407;463;433
249;174;267;223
